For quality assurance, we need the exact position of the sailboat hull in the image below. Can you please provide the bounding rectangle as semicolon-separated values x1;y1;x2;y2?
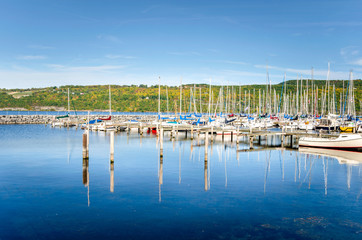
299;134;362;152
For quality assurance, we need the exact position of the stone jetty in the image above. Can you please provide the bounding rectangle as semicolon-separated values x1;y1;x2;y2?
0;114;157;125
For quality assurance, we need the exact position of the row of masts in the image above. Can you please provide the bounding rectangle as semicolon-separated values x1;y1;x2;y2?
155;69;357;117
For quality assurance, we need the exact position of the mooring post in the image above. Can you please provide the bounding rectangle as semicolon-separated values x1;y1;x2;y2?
205;130;208;155
110;131;114;161
281;135;284;148
160;127;164;155
236;126;239;144
191;125;194;140
139;123;143;136
127;123;130;135
211;126;214;142
222;131;224;142
249;136;254;149
231;130;233;142
83;132;88;159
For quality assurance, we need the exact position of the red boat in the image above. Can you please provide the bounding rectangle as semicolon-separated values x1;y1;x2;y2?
98;116;111;121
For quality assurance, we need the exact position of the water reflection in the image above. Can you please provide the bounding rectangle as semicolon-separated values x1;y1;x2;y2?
78;132;362;202
110;160;114;193
82;158;90;206
159;149;163;202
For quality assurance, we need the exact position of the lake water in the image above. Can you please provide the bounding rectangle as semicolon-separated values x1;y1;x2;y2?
0;125;361;239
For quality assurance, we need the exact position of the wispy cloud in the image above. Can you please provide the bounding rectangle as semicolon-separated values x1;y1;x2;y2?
254;64;319;76
221;60;247;65
168;51;200;56
16;55;47;60
46;64;125;72
352;59;362;66
105;54;136;59
97;34;122;43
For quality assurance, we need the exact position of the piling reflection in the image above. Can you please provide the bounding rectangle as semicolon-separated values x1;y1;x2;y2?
82;158;90;206
110;160;114;193
78;132;362;205
159;149;163;202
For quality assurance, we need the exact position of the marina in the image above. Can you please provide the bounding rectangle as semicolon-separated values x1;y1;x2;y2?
2;1;362;239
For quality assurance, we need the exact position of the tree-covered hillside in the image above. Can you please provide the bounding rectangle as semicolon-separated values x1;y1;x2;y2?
1;80;361;114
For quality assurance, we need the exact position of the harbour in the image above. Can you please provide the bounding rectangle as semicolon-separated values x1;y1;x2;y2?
2;1;362;239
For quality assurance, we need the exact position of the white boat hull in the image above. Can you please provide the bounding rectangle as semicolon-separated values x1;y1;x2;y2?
299;134;362;151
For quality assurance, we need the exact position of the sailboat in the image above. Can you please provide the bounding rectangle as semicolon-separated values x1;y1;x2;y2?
52;88;72;127
299;134;362;151
98;85;116;131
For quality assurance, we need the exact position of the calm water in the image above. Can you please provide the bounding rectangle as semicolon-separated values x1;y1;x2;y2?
0;125;361;240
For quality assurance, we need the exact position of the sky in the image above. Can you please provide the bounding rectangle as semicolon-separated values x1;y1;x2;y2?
1;0;362;89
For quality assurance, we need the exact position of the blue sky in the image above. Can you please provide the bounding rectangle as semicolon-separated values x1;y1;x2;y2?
1;0;362;88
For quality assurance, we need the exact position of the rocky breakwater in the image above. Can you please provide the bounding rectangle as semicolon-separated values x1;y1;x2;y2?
0;115;54;124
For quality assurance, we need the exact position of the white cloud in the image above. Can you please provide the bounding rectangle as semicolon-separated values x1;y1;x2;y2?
352;59;362;66
221;60;247;65
105;54;136;59
46;64;125;72
16;55;47;60
168;51;200;56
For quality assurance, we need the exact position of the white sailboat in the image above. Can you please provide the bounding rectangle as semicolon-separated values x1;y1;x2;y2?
299;134;362;151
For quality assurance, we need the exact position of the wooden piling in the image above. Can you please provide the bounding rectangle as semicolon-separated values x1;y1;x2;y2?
205;130;208;155
191;125;194;140
160;127;164;155
249;136;254;149
236;126;239;144
222;131;224;142
110;131;114;161
83;133;88;159
211;126;214;142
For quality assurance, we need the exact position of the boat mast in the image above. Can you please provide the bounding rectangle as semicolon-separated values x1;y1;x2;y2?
109;85;111;116
166;85;169;114
158;77;161;115
67;88;70;114
179;77;182;115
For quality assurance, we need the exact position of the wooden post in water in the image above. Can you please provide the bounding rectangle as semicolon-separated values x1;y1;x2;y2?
222;131;224;142
83;132;89;159
236;126;239;144
127;123;130;135
211;126;214;142
191;125;194;140
249;136;254;149
281;135;284;148
110;131;114;161
139;123;143;136
205;130;208;154
160;127;164;157
231;130;233;142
